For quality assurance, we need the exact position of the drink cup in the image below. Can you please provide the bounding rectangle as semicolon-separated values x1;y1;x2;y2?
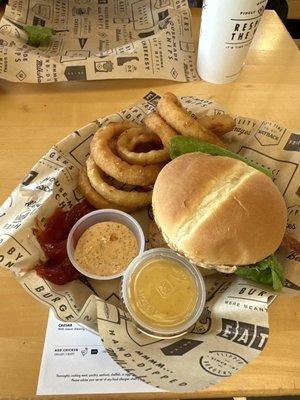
197;0;268;84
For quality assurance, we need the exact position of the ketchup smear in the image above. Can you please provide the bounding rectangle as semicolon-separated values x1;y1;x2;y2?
35;200;94;285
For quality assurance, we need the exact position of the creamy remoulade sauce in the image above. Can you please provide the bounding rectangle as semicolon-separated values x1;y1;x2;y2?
128;257;198;328
74;221;138;276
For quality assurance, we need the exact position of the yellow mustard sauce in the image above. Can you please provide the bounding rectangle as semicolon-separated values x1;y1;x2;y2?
128;257;198;328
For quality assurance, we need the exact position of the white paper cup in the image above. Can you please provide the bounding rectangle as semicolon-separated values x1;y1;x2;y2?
197;0;268;84
67;209;145;280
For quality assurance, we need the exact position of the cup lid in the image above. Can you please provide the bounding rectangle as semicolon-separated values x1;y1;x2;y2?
122;248;206;337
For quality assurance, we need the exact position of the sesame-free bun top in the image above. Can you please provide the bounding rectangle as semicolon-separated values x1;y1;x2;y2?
152;153;287;267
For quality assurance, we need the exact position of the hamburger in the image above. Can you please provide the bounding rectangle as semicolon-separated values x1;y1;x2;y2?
152;152;287;279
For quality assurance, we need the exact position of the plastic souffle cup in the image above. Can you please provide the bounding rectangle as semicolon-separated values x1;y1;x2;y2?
121;248;206;339
67;209;145;280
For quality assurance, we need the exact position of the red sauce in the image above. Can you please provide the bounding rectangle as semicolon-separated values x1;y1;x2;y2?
35;200;94;285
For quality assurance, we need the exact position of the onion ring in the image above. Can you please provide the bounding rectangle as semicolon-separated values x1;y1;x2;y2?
78;167;135;212
116;127;170;165
144;112;177;149
91;121;163;185
156;92;226;147
86;157;152;210
198;114;235;136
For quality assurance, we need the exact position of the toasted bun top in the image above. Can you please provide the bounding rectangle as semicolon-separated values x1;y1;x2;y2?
152;153;287;266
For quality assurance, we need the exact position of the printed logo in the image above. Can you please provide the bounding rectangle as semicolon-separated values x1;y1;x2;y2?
97;300;121;325
60;50;90;63
16;70;27;81
227;18;260;46
103;302;110;320
117;56;139;66
0;24;20;38
237;147;298;196
217;318;269;350
254;122;286;146
32;16;46;26
32;3;51;18
284;133;300;152
94;60;114;72
286;251;300;262
161;339;203;356
180;41;195;52
143;92;161;106
112;17;131;24
154;0;171;8
78;38;88;49
287;204;299;231
0;234;31;268
156;280;173;298
132;0;154;30
22;170;38;186
200;351;247;377
170;67;178;79
64;66;87;81
191;307;212;334
81;347;88;356
73;7;91;16
158;9;169;20
138;30;154;38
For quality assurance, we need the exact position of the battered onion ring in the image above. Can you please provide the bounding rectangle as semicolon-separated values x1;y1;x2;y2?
91;121;163;185
116;127;170;165
156;92;226;147
86;157;152;209
78;167;135;212
144;112;177;149
198;114;235;136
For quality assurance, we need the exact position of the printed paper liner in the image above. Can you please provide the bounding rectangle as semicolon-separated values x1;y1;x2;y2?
0;0;198;83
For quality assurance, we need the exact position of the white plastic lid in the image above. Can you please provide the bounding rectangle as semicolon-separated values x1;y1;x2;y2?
67;209;145;280
122;248;206;338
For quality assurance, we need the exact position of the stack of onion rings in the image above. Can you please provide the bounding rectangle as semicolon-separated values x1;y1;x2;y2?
79;121;169;211
79;93;235;212
91;122;164;186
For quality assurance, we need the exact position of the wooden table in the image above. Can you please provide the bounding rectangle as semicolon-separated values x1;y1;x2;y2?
0;8;300;400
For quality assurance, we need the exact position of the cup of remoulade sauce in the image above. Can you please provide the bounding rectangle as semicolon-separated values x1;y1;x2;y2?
67;210;145;280
121;248;206;339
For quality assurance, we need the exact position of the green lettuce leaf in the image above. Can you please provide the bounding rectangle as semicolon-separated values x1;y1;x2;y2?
23;25;55;47
170;136;273;178
235;254;285;291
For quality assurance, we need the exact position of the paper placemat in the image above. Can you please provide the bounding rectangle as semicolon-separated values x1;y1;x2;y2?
37;310;161;395
0;0;199;83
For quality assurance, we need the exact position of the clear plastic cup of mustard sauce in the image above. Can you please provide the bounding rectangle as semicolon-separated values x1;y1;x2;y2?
121;248;206;339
